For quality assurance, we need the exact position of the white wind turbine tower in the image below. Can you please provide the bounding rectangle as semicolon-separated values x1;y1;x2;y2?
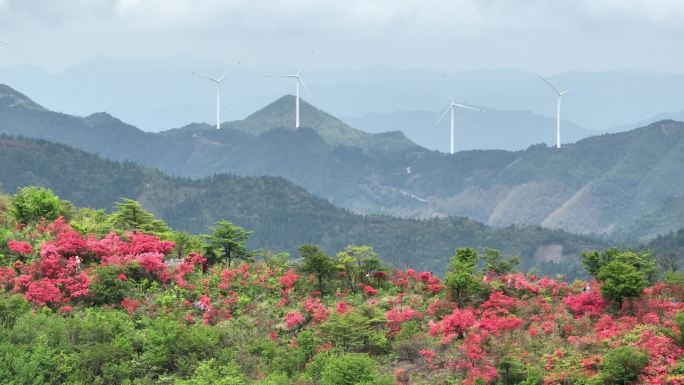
435;102;481;155
190;59;242;129
537;74;575;149
266;47;315;128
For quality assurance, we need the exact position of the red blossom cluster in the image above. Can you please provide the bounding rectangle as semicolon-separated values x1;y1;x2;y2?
284;310;305;329
7;240;33;255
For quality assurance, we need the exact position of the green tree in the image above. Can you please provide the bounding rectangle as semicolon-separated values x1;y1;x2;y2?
204;220;252;267
336;245;379;291
107;198;170;235
597;262;648;309
298;245;335;294
582;249;657;283
481;248;519;275
10;186;63;225
445;248;480;306
169;231;204;260
70;207;111;236
600;346;648;385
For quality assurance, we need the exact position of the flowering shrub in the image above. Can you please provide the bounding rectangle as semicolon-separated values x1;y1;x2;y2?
284;310;306;329
2;213;684;385
7;240;33;255
563;287;607;318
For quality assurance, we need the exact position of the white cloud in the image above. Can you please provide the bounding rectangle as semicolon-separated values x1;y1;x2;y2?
1;0;684;72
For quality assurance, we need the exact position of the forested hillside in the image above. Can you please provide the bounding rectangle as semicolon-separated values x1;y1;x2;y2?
2;85;684;240
0;136;604;275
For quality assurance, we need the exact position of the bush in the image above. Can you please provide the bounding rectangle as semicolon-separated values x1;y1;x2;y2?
320;352;376;385
319;311;373;352
88;265;135;305
600;346;649;385
496;356;528;385
176;359;245;385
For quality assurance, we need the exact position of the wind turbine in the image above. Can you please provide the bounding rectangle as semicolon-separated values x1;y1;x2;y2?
537;74;575;149
266;47;315;128
435;102;481;155
190;59;242;129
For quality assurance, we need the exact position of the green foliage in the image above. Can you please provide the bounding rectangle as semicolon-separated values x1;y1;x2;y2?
10;186;63;225
319;311;374;352
176;359;245;385
69;207;111;237
88;265;135;305
298;244;336;294
675;312;684;346
204;220;252;267
139;316;221;376
169;231;204;260
445;248;480;306
0;193;12;229
496;357;529;385
583;249;657;283
600;346;649;385
108;198;171;235
251;372;291;385
337;245;379;291
320;352;376;385
597;262;648;308
482;248;519;275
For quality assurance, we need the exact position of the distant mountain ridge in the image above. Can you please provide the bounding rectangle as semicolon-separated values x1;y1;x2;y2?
1;84;683;240
0;135;604;276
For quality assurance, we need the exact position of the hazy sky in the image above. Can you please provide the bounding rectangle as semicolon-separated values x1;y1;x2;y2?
1;0;684;73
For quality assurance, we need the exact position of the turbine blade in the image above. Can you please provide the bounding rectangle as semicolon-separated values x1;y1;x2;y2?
434;105;451;125
297;45;316;76
190;71;219;82
217;58;245;82
298;76;313;101
453;103;481;112
265;74;297;78
537;74;560;95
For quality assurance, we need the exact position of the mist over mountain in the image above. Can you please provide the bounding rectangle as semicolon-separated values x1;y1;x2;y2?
2;58;684;141
1;84;683;241
343;107;593;152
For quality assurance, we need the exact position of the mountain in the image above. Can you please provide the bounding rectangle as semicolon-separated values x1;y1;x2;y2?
0;135;604;276
343;107;595;152
1;84;684;240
